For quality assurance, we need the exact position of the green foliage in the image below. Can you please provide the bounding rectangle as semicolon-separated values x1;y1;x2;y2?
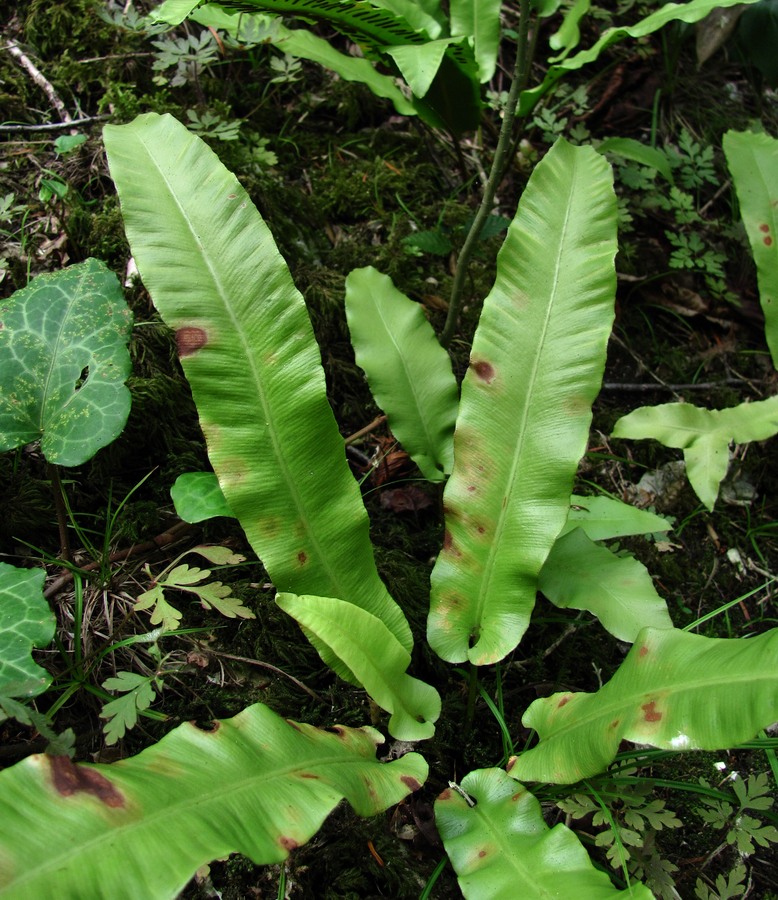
695;772;778;856
100;670;161;745
0;563;54;698
436;768;654;898
171;471;234;522
0;703;427;898
612;396;778;511
134;546;254;632
0;258;133;467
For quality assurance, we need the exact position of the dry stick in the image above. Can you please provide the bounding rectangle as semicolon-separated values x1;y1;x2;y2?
43;520;197;599
202;649;328;705
344;414;387;445
440;0;533;349
4;41;72;124
0;116;108;132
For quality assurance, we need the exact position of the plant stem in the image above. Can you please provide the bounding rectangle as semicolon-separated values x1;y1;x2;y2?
48;462;72;564
440;0;533;348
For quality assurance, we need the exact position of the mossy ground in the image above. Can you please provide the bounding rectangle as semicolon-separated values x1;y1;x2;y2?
2;2;778;897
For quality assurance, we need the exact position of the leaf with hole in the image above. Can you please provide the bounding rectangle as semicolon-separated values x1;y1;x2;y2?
0;258;133;466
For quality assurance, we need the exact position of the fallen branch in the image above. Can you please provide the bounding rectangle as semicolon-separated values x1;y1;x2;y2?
4;41;72;124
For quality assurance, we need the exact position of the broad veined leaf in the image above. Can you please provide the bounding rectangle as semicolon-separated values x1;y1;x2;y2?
436;768;654;899
723;130;778;368
151;0;203;23
518;0;762;116
612;396;778;510
560;494;672;541
0;702;427;899
428;139;618;665
448;0;502;81
104;114;412;682
386;38;460;98
345;267;458;481
277;593;441;741
539;528;673;642
0;258;133;466
0;563;54;698
190;6;418;118
511;626;778;784
171;472;235;523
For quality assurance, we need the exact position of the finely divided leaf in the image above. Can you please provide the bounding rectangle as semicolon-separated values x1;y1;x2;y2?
436;768;654;899
0;258;133;466
723;130;778;368
104;114;411;678
511;626;778;784
428;139;618;665
0;703;427;898
612;396;778;510
345;267;458;481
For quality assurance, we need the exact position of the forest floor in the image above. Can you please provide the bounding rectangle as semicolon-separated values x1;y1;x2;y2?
2;1;778;898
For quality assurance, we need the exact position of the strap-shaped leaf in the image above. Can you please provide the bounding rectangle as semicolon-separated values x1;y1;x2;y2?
723;130;778;368
0;258;132;466
190;5;418;118
539;528;673;642
518;0;761;116
436;768;653;899
104;114;412;676
345;267;458;481
561;494;672;541
448;0;502;81
0;702;427;898
277;593;441;740
428;139;618;665
612;396;778;510
511;626;778;784
0;564;54;698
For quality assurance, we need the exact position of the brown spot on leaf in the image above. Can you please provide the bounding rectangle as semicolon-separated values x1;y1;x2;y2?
478;849;487;858
438;788;452;800
476;525;486;534
642;701;662;723
610;719;620;730
175;326;208;357
467;485;476;492
511;791;524;801
557;695;570;708
299;772;320;779
286;720;303;732
760;223;770;232
297;551;307;565
471;360;495;383
443;530;453;550
49;755;125;808
401;775;422;792
765;236;773;246
506;756;517;772
279;836;299;851
639;644;649;657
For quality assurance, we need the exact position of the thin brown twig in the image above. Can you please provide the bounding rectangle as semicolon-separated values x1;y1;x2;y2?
43;520;197;599
344;414;387;445
202;648;328;705
4;41;73;124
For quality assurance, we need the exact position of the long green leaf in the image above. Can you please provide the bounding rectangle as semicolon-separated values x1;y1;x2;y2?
104;114;412;678
612;396;778;510
345;267;458;481
561;494;672;541
427;139;618;665
723;130;778;368
190;5;418;117
518;0;762;116
0;258;133;466
277;593;441;740
0;564;54;698
511;626;778;784
539;528;673;642
436;768;654;898
0;703;427;898
449;0;502;81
